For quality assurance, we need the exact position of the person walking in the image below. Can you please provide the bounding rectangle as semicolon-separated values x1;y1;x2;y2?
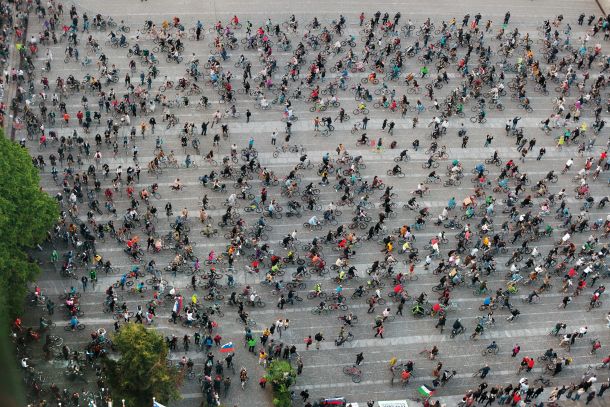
436;314;446;332
396;301;404;316
477;364;491;378
355;352;364;366
276;319;284;337
305;335;312;350
388;121;395;134
374;324;384;338
362;116;369;129
512;344;520;357
537;147;546;160
512;116;521;130
528;138;537;150
461;135;469;148
598;378;610;397
520;147;528;162
247;337;256;352
314;332;324;349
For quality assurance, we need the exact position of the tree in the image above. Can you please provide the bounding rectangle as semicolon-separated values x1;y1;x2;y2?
103;324;181;407
0;133;58;317
0;132;58;406
266;360;297;407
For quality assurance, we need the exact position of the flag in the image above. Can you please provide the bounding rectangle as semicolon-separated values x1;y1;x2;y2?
220;342;234;353
418;385;433;398
153;400;167;407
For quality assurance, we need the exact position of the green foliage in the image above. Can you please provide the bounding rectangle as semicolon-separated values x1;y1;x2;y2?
0;133;58;318
267;360;296;407
0;132;58;405
103;324;181;407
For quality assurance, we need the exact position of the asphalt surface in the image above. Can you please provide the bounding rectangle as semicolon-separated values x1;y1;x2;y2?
14;0;610;406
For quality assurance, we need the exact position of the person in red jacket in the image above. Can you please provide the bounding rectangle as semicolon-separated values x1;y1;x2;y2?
511;391;521;406
526;356;535;372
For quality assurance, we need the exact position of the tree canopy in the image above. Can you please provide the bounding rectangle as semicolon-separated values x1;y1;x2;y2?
103;323;181;407
266;360;297;407
0;133;58;317
0;132;58;406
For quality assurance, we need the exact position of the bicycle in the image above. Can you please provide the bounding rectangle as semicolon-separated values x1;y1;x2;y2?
351;122;363;134
47;334;63;348
586;300;602;311
128;285;148;295
376;314;395;323
394;154;411;162
484;158;503;167
533;376;552;386
64;323;86;331
595;362;610;370
450;326;465;338
235;316;256;327
343;365;363;383
311;306;330;315
419;348;438;359
387;169;406;178
481;346;499;356
335;332;354;346
521;295;541;304
320;125;335;136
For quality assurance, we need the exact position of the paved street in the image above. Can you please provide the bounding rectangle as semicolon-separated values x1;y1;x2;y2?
13;0;610;406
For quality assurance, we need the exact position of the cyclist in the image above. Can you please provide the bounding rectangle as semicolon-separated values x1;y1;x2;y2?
452;318;464;335
542;348;556;361
308;215;320;226
69;315;79;330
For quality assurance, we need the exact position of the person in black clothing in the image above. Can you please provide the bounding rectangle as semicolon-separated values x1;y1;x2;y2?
362;116;369;129
148;117;156;133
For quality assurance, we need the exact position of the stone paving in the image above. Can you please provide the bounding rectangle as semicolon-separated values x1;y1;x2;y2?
14;0;610;406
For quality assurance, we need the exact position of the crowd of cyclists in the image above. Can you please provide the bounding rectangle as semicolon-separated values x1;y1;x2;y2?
5;0;610;405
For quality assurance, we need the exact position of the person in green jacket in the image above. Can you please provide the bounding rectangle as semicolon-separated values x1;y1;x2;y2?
248;337;256;352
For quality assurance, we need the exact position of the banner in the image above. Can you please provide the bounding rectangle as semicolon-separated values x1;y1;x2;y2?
378;401;408;407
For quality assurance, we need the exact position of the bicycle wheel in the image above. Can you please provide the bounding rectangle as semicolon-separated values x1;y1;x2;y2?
352;373;362;383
